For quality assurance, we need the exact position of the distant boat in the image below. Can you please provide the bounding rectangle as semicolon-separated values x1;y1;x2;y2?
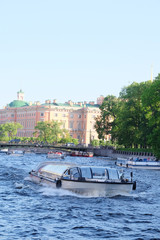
70;151;93;157
116;157;160;170
0;148;8;153
7;150;25;156
29;162;136;196
47;151;65;159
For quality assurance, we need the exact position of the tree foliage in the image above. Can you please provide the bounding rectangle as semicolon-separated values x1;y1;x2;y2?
94;76;160;159
0;122;23;141
0;124;7;140
34;120;76;144
34;121;63;143
115;81;152;148
141;74;160;158
95;95;119;140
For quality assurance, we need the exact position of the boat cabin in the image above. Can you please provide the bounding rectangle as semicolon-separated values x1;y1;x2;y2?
35;163;120;181
62;166;120;181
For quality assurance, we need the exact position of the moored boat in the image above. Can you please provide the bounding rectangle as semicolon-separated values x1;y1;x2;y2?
70;151;93;157
0;148;8;153
29;162;136;196
7;150;25;156
47;151;65;159
116;157;160;170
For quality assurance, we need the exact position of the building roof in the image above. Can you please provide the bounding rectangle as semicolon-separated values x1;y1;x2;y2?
6;99;100;109
42;102;100;108
8;100;29;108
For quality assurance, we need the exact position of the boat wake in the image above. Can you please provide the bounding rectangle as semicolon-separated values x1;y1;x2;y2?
38;186;83;198
37;185;135;199
14;182;26;189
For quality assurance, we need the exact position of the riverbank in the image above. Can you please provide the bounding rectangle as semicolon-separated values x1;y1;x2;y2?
0;144;156;160
93;147;156;160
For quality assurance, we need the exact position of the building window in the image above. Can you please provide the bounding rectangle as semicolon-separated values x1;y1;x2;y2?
70;114;74;118
41;113;44;116
11;114;14;117
78;114;81;118
69;121;73;128
77;122;81;129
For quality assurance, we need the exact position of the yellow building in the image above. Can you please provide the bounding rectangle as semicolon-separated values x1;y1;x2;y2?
0;90;104;145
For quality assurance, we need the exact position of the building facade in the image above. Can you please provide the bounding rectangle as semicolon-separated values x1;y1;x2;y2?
0;90;104;145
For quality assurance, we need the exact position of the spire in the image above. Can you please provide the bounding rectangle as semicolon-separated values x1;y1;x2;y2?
17;90;24;101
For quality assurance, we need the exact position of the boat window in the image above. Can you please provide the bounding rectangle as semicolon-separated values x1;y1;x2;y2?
80;167;92;179
62;169;71;179
91;167;106;179
63;169;70;175
41;164;70;176
108;169;119;180
70;167;80;179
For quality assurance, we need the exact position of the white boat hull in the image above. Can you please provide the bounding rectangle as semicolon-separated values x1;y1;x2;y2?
7;150;24;156
0;148;8;153
47;155;64;159
117;160;160;170
61;179;133;196
30;174;134;196
47;153;65;159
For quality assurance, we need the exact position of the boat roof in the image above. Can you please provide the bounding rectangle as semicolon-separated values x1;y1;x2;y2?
80;165;117;171
37;162;76;175
37;162;118;175
35;162;121;180
42;163;73;176
39;161;76;167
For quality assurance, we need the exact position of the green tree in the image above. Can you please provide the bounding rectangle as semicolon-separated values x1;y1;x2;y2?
91;139;99;147
95;95;119;140
115;81;152;148
0;124;8;140
50;121;63;143
142;74;160;158
60;129;76;144
34;121;52;142
34;120;64;143
4;122;23;140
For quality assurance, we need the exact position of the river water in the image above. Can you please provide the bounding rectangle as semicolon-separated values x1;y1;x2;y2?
0;153;160;240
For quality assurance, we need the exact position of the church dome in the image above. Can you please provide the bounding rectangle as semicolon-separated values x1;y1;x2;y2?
8;100;29;108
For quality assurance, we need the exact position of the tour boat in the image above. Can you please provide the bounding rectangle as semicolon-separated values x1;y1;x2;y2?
116;157;160;170
47;151;65;159
29;162;136;196
70;151;93;157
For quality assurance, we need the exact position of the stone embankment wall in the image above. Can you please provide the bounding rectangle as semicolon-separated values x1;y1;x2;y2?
1;144;156;160
93;147;155;160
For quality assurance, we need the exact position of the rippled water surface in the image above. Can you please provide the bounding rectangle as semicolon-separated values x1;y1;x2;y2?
0;153;160;240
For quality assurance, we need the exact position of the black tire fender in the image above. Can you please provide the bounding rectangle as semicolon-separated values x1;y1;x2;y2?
56;179;62;188
132;181;136;190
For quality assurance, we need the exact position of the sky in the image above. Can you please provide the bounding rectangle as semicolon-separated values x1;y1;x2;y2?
0;0;160;108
